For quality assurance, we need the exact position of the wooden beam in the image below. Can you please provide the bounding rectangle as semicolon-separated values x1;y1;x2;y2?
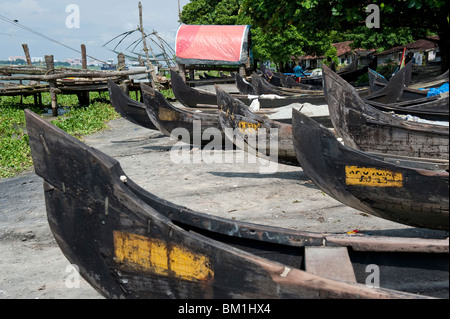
22;44;32;66
0;69;152;81
79;44;90;106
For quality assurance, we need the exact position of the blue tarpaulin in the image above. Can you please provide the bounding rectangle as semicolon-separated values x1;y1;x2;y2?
420;83;449;97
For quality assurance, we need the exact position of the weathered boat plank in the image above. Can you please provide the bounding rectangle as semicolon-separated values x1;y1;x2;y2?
323;65;449;160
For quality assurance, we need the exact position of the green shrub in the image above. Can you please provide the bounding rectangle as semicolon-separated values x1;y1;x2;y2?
0;93;118;179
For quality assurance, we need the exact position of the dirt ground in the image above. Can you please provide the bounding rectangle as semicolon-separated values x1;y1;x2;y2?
0;68;448;299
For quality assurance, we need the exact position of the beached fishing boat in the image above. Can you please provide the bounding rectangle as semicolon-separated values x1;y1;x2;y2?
25;109;448;299
171;70;320;108
365;63;411;104
367;62;448;103
109;79;308;133
291;108;449;231
275;72;322;90
323;65;449;160
140;83;224;148
365;65;449;121
108;79;157;131
339;65;369;83
365;95;449;122
251;73;325;97
235;73;256;95
216;86;298;164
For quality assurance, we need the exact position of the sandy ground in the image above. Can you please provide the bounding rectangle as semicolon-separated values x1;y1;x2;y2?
1;73;448;299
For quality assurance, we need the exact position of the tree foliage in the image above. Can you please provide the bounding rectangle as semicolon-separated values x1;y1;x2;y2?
180;0;449;71
242;0;449;70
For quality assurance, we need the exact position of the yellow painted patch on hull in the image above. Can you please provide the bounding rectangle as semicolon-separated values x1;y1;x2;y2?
239;121;260;133
345;165;403;187
158;108;179;121
113;231;213;282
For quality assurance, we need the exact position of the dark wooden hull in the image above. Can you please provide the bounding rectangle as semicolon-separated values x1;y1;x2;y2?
108;79;157;131
251;73;325;97
171;70;315;108
275;72;322;90
235;73;256;95
367;62;448;103
366;64;409;104
323;65;449;160
25;109;449;298
339;66;369;83
368;68;389;94
366;66;449;121
216;86;298;165
292;108;449;231
366;95;449;122
299;75;323;86
140;83;224;148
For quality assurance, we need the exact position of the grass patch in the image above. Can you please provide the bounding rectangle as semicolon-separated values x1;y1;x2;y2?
0;92;119;179
51;102;119;139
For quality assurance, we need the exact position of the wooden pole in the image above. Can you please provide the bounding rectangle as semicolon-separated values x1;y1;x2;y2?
117;52;128;95
138;1;160;89
77;44;90;106
22;44;32;66
78;44;90;106
117;53;126;70
45;55;58;116
178;63;186;82
22;44;41;105
81;44;87;70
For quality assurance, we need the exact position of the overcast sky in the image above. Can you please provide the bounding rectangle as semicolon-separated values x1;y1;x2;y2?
0;0;190;63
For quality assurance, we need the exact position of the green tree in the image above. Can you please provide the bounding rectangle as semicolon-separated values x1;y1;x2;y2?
242;0;449;71
181;0;242;25
180;0;336;70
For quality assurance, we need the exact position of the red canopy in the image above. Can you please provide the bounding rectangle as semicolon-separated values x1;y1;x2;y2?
175;25;251;65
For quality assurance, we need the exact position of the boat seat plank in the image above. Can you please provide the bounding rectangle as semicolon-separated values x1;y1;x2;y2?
305;247;357;283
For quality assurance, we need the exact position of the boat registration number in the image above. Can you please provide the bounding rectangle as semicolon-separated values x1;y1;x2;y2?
345;166;403;187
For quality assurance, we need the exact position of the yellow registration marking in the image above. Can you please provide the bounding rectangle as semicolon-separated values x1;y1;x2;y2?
239;121;260;133
113;231;213;282
345;166;403;187
158;108;179;121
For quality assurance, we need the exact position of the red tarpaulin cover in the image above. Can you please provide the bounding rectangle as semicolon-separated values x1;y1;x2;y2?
175;25;251;65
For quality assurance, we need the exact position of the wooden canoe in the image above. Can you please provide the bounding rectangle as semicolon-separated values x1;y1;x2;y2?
367;61;448;103
365;94;449;122
339;66;369;83
275;72;322;90
292;108;449;231
171;70;319;108
216;86;298;165
235;73;256;95
108;79;157;131
25;109;449;299
140;82;225;148
365;65;449;121
365;63;411;104
368;68;389;94
251;73;325;97
323;65;449;160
